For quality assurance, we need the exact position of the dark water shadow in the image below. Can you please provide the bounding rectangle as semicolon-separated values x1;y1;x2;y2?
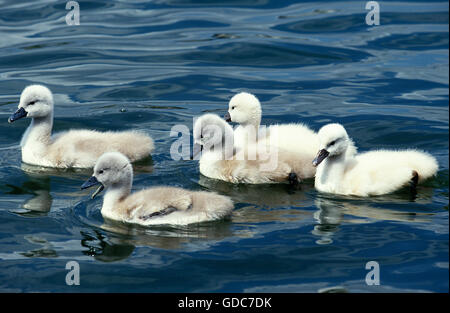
197;174;315;208
311;188;437;245
76;210;234;262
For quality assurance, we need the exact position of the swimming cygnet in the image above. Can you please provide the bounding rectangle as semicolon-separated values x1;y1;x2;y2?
224;92;318;179
8;85;154;168
192;113;306;184
81;152;233;225
312;123;439;197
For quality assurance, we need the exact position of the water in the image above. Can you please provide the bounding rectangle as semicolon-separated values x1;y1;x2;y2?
0;0;448;293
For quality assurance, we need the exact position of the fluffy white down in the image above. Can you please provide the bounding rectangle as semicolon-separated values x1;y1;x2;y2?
314;123;439;196
257;123;318;178
194;114;309;184
86;152;234;226
226;92;319;179
11;85;154;168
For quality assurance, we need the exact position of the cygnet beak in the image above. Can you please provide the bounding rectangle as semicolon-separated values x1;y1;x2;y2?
8;107;27;123
224;112;231;123
312;149;330;167
81;176;104;199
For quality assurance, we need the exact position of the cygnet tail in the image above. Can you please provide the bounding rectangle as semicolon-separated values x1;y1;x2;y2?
112;131;154;162
192;191;234;220
401;150;439;183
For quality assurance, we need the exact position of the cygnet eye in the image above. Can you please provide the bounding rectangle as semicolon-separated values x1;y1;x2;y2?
231;106;235;110
328;140;336;146
99;167;110;174
28;101;36;106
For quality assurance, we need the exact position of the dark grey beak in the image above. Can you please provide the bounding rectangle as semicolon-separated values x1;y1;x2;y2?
8;107;27;123
81;176;104;199
224;112;231;123
190;143;203;160
312;149;330;167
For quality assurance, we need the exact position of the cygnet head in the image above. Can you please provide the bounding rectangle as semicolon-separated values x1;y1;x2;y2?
81;152;133;199
192;114;234;160
313;123;350;167
224;92;261;126
8;85;54;123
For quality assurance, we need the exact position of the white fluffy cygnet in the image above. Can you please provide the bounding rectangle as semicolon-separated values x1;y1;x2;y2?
224;92;318;179
8;85;154;168
312;123;439;197
81;152;233;226
192;113;308;184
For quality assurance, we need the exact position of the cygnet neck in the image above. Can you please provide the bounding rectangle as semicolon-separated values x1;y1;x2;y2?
22;114;53;148
102;176;133;213
241;113;261;129
237;113;262;146
317;146;352;189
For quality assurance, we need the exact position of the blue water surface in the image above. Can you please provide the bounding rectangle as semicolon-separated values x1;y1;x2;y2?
0;0;448;292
